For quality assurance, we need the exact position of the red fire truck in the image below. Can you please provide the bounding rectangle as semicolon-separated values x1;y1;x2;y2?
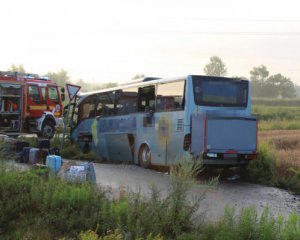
0;71;65;138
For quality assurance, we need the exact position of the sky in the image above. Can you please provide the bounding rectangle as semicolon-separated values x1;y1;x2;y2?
0;0;300;85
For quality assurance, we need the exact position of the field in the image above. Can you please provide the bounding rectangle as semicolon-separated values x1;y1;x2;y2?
259;130;300;171
253;106;300;130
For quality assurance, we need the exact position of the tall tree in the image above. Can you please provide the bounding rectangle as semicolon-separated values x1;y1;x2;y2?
44;69;70;87
203;56;227;77
250;65;296;98
250;65;269;97
9;64;26;73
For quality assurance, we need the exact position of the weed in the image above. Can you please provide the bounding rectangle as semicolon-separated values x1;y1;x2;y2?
246;142;277;185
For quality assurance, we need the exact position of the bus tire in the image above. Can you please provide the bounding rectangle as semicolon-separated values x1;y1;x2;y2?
40;120;55;139
138;144;151;168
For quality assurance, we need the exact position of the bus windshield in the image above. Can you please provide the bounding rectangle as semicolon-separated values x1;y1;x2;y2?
193;76;248;107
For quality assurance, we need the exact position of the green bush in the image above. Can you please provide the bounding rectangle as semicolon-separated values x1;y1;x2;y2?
246;142;277;185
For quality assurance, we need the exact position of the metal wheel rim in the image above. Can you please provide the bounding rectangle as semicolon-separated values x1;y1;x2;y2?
141;145;151;163
43;125;53;138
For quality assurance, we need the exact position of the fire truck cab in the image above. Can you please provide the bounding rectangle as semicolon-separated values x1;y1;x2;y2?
0;71;64;138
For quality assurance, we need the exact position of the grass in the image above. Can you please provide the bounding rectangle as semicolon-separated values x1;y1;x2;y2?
0;157;299;239
0;137;299;239
244;131;300;194
252;105;300;130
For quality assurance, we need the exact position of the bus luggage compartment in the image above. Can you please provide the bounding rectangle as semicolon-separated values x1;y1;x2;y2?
191;114;257;165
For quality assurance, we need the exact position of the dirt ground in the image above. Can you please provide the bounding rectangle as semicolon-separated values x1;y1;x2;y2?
92;163;300;222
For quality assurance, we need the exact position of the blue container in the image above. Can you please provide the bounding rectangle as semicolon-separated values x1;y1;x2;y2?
46;155;62;175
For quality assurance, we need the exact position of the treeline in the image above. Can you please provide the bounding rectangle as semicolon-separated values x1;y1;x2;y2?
8;64;117;92
204;56;298;98
8;60;299;99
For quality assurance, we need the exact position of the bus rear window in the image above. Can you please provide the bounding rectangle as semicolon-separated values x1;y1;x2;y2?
192;76;248;107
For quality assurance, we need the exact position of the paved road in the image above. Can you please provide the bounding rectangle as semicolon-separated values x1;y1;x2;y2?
92;163;300;221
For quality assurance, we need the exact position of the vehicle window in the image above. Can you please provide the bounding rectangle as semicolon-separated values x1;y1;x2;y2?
99;92;115;116
40;87;46;103
28;85;41;103
78;95;98;121
156;81;185;111
193;76;248;107
138;85;155;112
115;88;138;115
48;86;58;103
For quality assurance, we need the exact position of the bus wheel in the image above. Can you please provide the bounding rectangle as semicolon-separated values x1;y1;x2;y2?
139;144;151;168
40;120;55;139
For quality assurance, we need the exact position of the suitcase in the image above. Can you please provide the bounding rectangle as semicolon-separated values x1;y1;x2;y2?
38;149;49;164
46;155;62;175
29;148;40;164
22;147;31;163
16;141;30;153
37;139;50;149
15;151;24;163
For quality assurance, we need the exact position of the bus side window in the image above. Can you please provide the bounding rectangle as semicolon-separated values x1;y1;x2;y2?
138;85;155;112
115;88;138;115
156;80;185;112
99;92;115;116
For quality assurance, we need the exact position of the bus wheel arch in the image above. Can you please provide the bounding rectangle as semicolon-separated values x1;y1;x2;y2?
138;143;151;168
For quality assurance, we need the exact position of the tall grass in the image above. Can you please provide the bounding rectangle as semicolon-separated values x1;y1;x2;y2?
0;157;299;239
246;136;300;194
0;157;205;239
252;105;300;130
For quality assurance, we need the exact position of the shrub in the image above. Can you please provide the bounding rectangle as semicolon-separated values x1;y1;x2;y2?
246;142;277;185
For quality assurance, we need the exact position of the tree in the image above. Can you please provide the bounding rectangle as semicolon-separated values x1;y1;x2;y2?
132;74;145;80
44;69;70;87
250;65;296;98
250;65;269;82
250;65;269;97
9;64;26;73
267;74;296;98
203;56;227;77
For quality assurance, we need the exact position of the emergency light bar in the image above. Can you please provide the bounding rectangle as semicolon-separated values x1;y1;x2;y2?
0;71;48;81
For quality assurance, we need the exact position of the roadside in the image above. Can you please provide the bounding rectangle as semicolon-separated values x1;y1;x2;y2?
92;162;300;221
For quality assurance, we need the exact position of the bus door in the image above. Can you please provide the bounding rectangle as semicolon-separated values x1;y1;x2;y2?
136;85;166;167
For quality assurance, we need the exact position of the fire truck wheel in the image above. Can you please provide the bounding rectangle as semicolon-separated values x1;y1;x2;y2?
40;120;55;139
138;144;151;168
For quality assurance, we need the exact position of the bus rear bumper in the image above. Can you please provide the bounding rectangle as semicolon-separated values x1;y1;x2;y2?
202;152;257;166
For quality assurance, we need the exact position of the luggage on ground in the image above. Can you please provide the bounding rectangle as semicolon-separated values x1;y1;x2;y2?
16;141;29;153
37;139;50;149
22;147;31;163
29;148;39;164
46;155;62;175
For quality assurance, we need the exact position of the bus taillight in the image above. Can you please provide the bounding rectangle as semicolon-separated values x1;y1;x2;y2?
183;133;191;151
